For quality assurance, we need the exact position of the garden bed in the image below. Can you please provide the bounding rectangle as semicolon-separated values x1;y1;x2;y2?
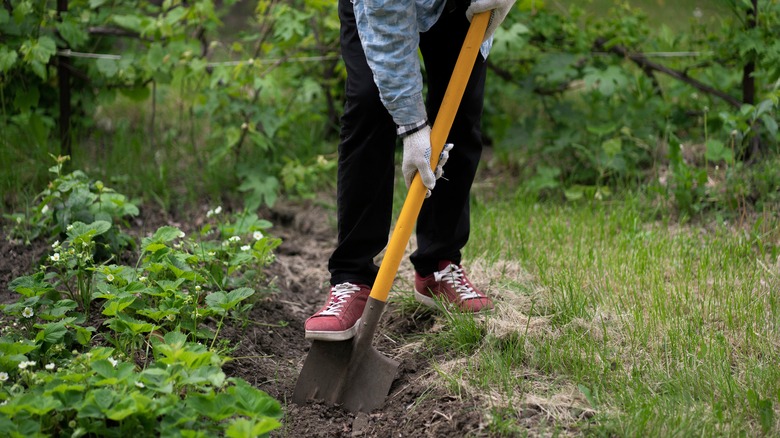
1;199;497;437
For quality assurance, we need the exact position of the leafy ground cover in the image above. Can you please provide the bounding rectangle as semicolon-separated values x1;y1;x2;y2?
2;158;778;436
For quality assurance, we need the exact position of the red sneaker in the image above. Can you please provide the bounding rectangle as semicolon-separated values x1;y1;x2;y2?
305;282;370;341
415;261;492;312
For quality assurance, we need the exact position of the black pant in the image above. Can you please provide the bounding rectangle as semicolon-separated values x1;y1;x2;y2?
328;0;487;286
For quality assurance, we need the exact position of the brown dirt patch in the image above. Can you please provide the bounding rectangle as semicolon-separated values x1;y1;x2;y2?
1;198;493;437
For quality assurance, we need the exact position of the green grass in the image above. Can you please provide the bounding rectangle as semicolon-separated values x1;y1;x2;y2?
417;189;780;436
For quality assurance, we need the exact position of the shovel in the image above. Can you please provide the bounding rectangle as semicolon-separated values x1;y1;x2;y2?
292;11;491;413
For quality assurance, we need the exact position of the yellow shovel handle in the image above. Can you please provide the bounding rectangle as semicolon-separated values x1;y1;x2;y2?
369;11;491;302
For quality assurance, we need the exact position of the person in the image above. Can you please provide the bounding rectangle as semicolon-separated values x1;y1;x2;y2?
305;0;516;341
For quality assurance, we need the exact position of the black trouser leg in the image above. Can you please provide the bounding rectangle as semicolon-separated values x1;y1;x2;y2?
411;5;487;277
328;0;397;287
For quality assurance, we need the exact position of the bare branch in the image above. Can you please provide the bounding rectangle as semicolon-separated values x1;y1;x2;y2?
595;39;742;108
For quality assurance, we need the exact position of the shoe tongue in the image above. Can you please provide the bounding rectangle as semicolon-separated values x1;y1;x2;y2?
437;260;456;271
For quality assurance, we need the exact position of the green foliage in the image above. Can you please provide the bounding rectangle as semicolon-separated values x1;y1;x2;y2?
0;342;281;437
0;164;283;435
486;0;779;203
4;155;138;254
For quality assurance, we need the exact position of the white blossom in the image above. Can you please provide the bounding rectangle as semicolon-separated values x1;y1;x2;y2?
45;363;56;370
0;372;8;381
41;205;49;214
240;245;251;251
22;307;34;318
50;253;60;262
229;236;241;243
52;240;60;248
253;231;264;241
135;381;145;388
106;274;115;282
107;357;118;367
139;276;147;282
178;231;185;238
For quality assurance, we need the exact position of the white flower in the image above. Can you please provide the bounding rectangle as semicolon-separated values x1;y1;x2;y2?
135;381;145;388
178;231;185;238
206;209;214;217
174;242;182;249
195;285;202;292
214;206;222;215
166;314;175;321
253;231;263;241
16;217;22;224
229;236;241;242
240;245;250;251
22;307;34;318
18;361;35;370
107;357;118;367
207;251;215;257
41;205;49;214
222;241;229;247
106;274;115;282
52;240;60;248
50;253;60;262
139;276;147;282
0;372;8;381
241;122;249;130
66;224;73;231
45;363;55;370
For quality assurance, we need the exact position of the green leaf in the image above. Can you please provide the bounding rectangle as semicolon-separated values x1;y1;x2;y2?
147;43;165;70
601;137;622;158
760;114;778;139
152;226;185;243
13;87;40;112
74;325;94;345
229;378;282;418
56;19;89;48
30;36;57;64
705;139;733;164
89;0;109;7
96;58;119;78
91;359;117;378
67;220;112;242
102;295;136;316
106;396;138;421
0;46;18;73
119;86;151;101
226;417;281;438
112;15;142;32
14;392;62;416
36;321;68;344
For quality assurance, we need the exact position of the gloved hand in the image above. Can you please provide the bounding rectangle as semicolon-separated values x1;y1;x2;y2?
466;0;517;43
402;125;453;197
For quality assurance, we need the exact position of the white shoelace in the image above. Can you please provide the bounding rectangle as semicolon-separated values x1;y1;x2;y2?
320;282;362;316
434;264;481;301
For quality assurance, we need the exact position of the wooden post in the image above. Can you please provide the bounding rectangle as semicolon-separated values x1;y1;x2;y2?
57;0;72;158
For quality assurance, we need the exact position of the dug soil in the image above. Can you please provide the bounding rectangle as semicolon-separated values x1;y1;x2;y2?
0;197;493;437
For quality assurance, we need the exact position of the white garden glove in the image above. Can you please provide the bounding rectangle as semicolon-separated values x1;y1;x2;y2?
402;125;454;197
466;0;517;43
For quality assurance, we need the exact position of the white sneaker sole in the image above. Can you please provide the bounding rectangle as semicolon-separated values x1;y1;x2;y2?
414;290;439;309
305;318;361;341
